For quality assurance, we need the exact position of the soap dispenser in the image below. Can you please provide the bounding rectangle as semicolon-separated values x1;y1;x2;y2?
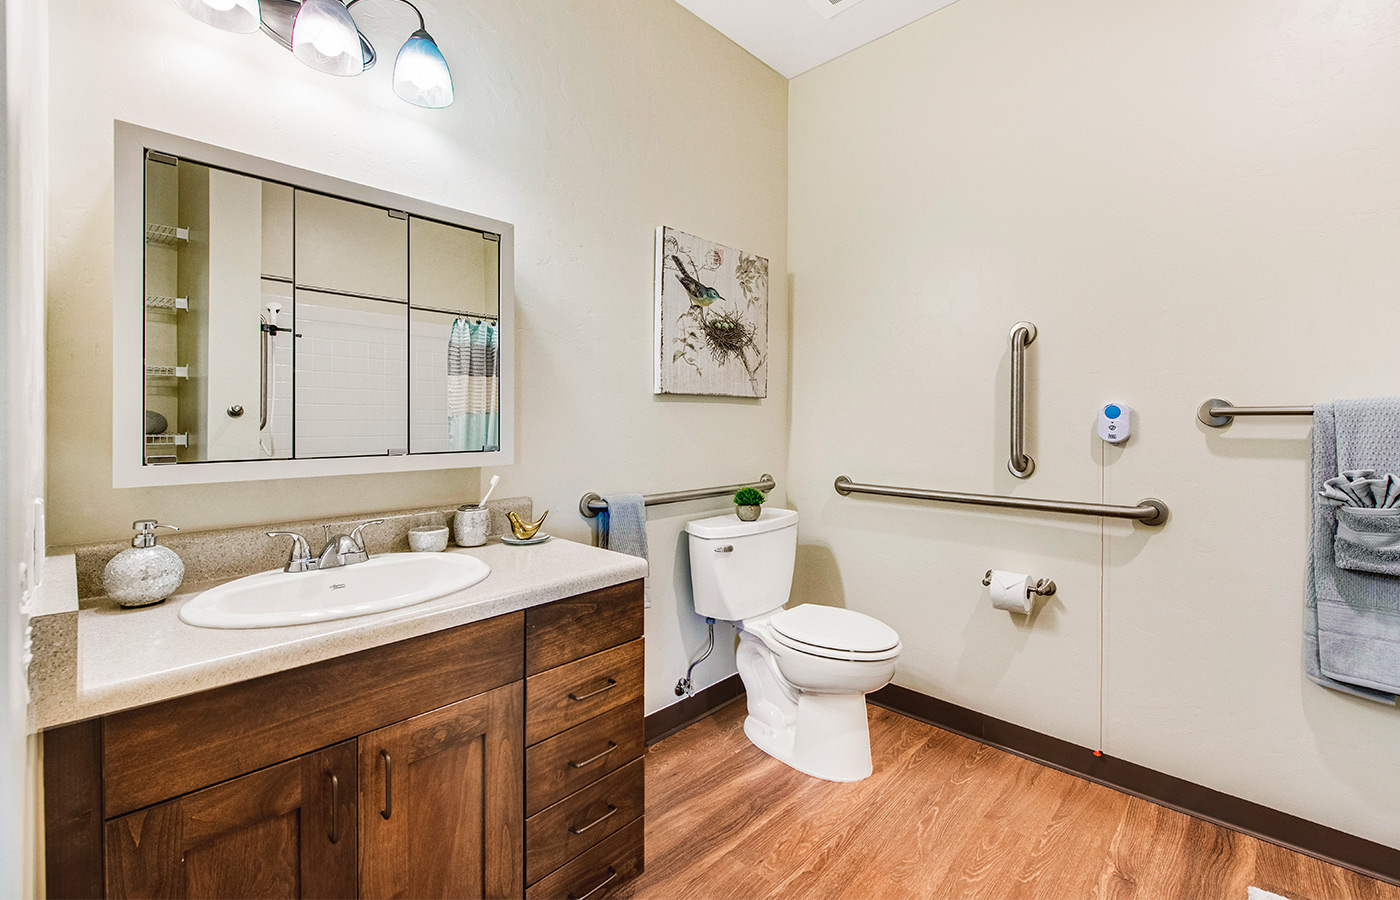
102;520;185;608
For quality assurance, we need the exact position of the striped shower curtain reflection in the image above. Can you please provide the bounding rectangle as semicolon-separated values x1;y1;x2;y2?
447;317;499;452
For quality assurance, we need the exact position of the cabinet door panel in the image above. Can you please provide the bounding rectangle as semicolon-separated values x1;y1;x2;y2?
105;741;357;900
359;682;524;900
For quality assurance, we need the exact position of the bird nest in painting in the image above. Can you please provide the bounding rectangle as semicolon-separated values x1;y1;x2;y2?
654;226;768;397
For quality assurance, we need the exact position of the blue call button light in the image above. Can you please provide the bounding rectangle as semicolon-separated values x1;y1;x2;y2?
1104;405;1122;419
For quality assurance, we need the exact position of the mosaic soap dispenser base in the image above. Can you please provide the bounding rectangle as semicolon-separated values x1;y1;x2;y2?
103;520;185;608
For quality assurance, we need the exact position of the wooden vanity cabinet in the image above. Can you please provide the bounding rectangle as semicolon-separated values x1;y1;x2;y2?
357;683;523;899
43;580;645;900
523;583;646;900
105;741;358;900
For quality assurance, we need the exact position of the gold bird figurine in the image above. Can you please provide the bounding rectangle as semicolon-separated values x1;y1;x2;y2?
507;510;548;540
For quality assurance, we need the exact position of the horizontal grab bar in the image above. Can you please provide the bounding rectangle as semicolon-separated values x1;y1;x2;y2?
833;475;1169;527
1198;399;1314;427
579;474;775;519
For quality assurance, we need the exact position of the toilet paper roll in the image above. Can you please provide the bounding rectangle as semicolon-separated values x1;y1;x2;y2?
989;570;1033;614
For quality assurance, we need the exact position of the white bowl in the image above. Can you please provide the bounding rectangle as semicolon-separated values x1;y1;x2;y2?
408;526;449;553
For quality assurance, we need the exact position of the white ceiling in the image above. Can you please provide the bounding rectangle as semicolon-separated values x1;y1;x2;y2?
672;0;962;79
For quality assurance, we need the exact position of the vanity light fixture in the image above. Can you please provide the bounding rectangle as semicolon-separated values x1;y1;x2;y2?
176;0;454;108
291;0;364;76
175;0;261;33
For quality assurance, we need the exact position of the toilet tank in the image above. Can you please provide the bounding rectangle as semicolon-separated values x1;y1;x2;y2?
685;508;798;620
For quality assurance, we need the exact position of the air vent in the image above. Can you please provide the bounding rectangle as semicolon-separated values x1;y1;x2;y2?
804;0;871;19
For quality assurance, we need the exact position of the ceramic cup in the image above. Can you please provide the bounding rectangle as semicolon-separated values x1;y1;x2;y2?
454;506;491;547
408;525;449;553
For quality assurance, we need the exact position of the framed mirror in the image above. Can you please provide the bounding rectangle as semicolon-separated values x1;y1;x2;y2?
114;122;513;486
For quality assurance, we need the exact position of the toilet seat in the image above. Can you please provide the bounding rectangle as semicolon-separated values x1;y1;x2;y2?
768;604;901;662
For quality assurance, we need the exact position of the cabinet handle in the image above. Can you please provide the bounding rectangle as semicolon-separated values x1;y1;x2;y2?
380;750;393;820
567;803;618;835
328;772;340;844
568;678;617;702
569;866;617;900
568;741;618;769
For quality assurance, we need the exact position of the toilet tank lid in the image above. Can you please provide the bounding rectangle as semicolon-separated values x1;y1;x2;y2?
685;507;798;539
770;604;900;654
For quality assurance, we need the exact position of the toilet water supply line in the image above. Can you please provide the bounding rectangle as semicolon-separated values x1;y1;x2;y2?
676;618;716;697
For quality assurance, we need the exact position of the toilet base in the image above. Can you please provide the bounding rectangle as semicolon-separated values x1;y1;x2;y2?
743;691;874;783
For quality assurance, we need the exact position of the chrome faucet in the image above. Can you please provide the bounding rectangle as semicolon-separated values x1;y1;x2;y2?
267;519;385;573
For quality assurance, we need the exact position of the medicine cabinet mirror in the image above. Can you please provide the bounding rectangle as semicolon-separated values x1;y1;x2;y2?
113;122;514;487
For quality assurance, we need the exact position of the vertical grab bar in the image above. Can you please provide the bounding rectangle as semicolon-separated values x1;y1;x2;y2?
1008;321;1036;479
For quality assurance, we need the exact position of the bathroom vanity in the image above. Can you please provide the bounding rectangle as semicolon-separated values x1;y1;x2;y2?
38;538;646;900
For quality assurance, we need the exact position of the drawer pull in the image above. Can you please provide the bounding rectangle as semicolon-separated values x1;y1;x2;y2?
568;803;619;835
327;773;340;844
380;750;393;820
569;678;618;702
569;740;618;769
569;866;618;900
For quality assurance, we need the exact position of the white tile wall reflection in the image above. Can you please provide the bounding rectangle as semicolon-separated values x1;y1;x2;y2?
409;311;454;453
293;295;408;457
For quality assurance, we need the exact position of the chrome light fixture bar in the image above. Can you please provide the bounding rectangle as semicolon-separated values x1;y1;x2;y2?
178;0;452;108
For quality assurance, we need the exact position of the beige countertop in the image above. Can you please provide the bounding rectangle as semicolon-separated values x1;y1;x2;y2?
28;537;647;732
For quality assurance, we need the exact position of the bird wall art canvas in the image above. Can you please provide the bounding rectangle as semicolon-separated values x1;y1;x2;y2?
654;226;768;398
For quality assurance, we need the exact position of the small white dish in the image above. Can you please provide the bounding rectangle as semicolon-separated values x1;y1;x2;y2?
408;525;449;553
501;532;551;546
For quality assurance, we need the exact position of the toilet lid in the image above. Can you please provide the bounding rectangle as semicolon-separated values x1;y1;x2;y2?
769;604;900;654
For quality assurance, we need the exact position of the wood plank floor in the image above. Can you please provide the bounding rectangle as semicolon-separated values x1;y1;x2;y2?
619;702;1400;900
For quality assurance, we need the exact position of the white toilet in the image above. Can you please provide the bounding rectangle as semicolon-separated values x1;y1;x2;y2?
686;507;902;782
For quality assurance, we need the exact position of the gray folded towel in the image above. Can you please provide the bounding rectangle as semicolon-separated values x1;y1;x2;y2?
1306;401;1400;702
1319;469;1400;575
597;493;649;568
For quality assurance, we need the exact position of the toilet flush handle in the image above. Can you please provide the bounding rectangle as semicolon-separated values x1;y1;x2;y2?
715;545;734;553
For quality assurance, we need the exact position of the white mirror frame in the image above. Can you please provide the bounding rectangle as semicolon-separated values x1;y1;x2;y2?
113;120;515;488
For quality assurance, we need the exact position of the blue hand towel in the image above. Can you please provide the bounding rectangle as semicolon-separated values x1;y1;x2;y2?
1306;400;1400;702
598;493;649;571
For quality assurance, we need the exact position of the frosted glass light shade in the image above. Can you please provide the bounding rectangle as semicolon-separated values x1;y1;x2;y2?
393;30;454;108
292;0;364;76
174;0;260;33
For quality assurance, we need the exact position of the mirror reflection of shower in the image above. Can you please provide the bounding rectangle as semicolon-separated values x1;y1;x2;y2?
258;289;294;460
259;300;282;456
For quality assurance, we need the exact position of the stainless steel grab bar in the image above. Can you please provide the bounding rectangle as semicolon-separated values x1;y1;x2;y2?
579;474;775;519
1197;399;1315;427
833;475;1169;526
1008;322;1036;478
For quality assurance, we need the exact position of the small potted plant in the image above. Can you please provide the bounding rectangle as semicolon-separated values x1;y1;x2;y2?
734;487;765;522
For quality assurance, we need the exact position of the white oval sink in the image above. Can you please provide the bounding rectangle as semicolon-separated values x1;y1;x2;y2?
179;553;491;629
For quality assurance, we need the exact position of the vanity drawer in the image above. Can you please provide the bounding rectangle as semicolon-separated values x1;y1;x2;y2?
526;700;643;816
525;758;643;885
102;612;523;817
527;639;643;745
525;818;644;900
525;580;643;675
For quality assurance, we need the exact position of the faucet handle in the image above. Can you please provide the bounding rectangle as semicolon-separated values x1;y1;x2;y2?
349;519;385;553
267;531;314;572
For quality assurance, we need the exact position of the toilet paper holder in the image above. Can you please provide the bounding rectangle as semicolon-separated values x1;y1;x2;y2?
982;570;1057;598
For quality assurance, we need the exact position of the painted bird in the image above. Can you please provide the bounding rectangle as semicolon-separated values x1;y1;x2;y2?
671;255;724;307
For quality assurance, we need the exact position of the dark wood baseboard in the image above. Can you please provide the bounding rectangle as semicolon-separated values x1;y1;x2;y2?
869;683;1400;888
644;674;745;745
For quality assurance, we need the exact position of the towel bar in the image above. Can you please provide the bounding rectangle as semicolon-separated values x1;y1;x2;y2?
1198;399;1315;427
834;475;1169;526
579;474;775;519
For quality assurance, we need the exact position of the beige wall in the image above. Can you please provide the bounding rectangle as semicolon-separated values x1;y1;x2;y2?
789;0;1400;846
46;0;787;714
